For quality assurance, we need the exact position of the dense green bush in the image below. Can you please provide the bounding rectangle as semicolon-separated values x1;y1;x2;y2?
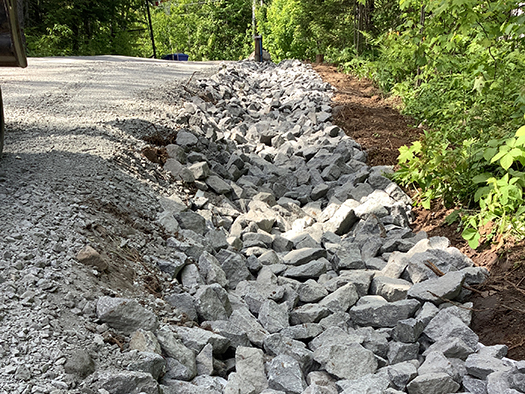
256;0;314;62
353;0;525;248
149;0;252;61
25;0;148;57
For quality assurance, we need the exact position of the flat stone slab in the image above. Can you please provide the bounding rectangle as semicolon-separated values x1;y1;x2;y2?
407;271;465;304
406;372;460;394
283;248;327;266
350;299;421;328
313;343;377;380
206;175;232;194
370;275;412;302
318;283;359;313
283;259;327;279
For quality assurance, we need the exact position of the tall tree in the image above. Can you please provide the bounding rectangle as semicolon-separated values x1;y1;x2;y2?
149;0;252;60
25;0;147;56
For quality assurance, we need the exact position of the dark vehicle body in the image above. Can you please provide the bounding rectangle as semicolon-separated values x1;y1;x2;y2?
0;0;26;155
162;53;189;61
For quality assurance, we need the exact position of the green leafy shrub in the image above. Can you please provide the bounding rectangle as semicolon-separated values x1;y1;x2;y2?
356;0;525;249
461;126;525;248
150;0;252;61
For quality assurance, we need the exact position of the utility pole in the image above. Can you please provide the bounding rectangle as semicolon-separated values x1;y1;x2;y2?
146;0;157;59
252;0;262;62
252;0;256;37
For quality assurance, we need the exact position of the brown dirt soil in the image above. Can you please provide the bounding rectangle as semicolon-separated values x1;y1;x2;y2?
314;63;525;360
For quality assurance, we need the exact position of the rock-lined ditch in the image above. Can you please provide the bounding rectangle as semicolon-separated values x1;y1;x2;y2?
0;60;524;394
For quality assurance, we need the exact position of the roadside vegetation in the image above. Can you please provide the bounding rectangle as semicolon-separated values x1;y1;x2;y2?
339;0;525;250
24;0;525;249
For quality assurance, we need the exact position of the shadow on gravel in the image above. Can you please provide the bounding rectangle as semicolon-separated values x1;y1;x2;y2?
105;118;180;145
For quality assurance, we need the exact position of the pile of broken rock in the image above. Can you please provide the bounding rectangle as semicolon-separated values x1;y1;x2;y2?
86;61;524;393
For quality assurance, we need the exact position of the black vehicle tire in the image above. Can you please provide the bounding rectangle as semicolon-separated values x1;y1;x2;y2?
0;89;4;156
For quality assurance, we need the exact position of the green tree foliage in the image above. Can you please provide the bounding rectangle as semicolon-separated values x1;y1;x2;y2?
24;0;252;59
257;0;400;63
350;0;525;248
257;0;357;62
25;0;148;56
256;0;313;61
150;0;252;60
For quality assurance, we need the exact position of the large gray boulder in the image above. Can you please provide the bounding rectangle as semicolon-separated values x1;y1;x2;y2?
156;326;197;381
318;282;359;312
350;298;420;328
97;371;160;394
229;308;270;347
313;343;377;380
127;352;166;381
370;276;412;302
96;297;158;335
283;248;327;266
423;308;479;350
322;200;359;235
331;241;365;270
234;346;269;393
407;271;465;304
258;299;290;333
194;283;233;321
338;373;391;394
264;333;314;370
172;325;230;355
201;320;251;349
197;251;229;287
267;355;307;394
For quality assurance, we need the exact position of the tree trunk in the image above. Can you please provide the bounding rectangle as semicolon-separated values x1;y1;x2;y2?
416;5;425;87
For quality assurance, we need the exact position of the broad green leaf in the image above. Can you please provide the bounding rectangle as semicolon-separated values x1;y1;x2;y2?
486;177;498;185
516;136;525;147
462;227;480;249
500;153;514;171
500;187;509;205
398;146;413;163
472;173;491;184
509;148;524;159
445;210;461;225
483;147;498;161
411;141;422;152
474;186;491;202
516;125;525;137
491;148;509;164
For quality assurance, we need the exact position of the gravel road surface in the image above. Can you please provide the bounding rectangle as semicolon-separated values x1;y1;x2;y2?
1;56;219;155
0;56;219;393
